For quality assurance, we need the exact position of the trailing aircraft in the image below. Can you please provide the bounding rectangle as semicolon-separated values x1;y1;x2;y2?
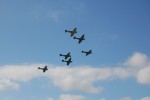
65;27;77;37
38;66;48;73
60;52;71;60
74;34;85;44
62;58;72;66
81;50;92;56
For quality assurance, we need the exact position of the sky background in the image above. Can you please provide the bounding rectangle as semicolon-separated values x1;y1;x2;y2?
0;0;150;100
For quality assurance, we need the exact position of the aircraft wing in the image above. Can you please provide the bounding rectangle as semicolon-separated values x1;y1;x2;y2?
43;66;48;72
64;53;68;59
67;58;72;65
70;28;77;37
67;52;70;56
67;61;70;65
86;53;88;56
43;69;46;72
70;32;75;37
44;66;47;70
78;35;84;43
81;35;84;39
78;39;82;44
73;28;77;33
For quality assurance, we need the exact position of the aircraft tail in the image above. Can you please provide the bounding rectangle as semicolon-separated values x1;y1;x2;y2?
81;51;84;53
73;37;76;39
60;54;62;56
62;60;64;62
65;30;67;33
38;67;41;69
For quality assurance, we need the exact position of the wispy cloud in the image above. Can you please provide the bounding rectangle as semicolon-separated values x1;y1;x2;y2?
29;1;87;22
46;1;86;22
47;10;66;22
72;2;86;13
0;52;150;93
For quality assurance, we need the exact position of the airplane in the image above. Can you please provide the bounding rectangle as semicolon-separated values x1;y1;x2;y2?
38;66;48;73
65;27;77;37
74;34;85;44
81;50;92;56
60;52;71;60
62;58;72;66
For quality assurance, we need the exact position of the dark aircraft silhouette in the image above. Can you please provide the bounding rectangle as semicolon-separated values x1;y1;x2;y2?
74;34;85;44
62;58;72;66
81;50;92;56
38;66;48;73
65;27;77;37
60;52;71;60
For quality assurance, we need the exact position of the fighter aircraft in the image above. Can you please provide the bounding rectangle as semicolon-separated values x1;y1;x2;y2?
74;34;85;44
38;66;48;73
81;50;92;56
65;27;77;37
62;58;72;66
60;52;71;60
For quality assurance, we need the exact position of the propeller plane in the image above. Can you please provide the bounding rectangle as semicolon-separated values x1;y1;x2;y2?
62;58;72;66
81;50;92;56
74;34;85;44
38;66;48;73
65;27;77;37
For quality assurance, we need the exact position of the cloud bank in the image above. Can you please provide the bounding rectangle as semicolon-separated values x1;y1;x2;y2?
0;52;150;93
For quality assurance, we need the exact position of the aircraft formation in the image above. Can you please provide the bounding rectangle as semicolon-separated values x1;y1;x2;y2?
38;27;92;72
60;27;92;66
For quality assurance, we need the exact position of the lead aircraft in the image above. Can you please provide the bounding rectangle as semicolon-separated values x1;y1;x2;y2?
65;27;77;37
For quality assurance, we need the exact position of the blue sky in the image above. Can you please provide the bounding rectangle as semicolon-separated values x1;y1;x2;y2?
0;0;150;100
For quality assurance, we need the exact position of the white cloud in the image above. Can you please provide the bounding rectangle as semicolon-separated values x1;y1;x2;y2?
120;96;131;100
124;52;148;68
0;64;45;91
47;67;106;93
0;52;150;93
0;65;129;93
59;94;85;100
137;66;150;85
141;97;150;100
123;52;150;85
0;79;20;91
0;64;42;81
